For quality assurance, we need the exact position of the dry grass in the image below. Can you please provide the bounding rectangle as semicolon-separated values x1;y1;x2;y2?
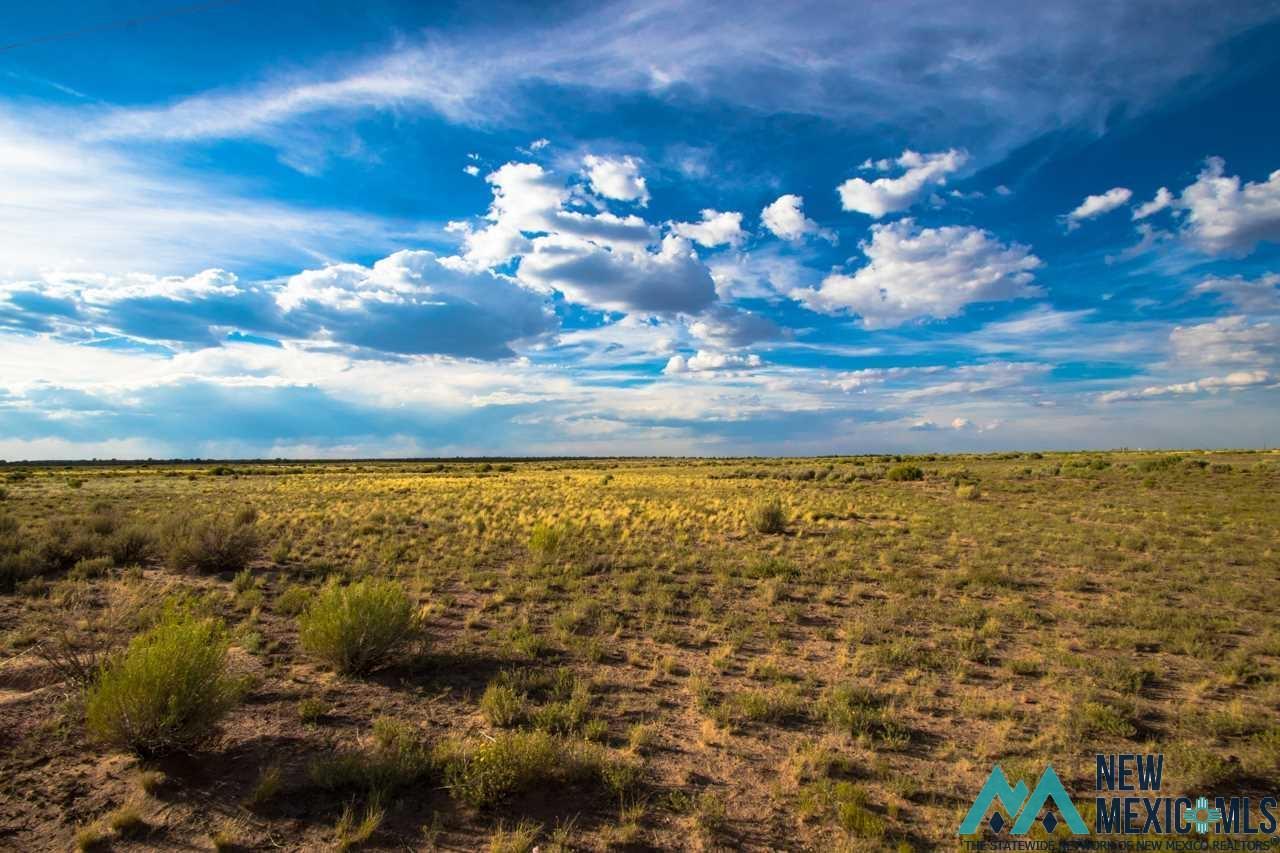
0;450;1277;848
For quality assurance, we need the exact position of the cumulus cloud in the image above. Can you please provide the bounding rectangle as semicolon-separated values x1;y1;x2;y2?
1132;186;1173;219
1177;157;1280;256
517;233;716;314
1064;187;1132;229
670;209;744;247
455;161;656;268
688;305;783;347
795;219;1042;328
1192;273;1280;313
1169;316;1279;367
663;350;762;374
583;154;650;205
1098;369;1274;403
275;250;555;358
760;194;834;243
837;149;968;218
706;247;823;300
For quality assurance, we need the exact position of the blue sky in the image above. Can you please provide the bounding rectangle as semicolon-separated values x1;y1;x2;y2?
1;0;1279;458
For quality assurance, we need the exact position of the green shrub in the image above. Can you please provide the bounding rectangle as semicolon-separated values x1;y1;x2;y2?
0;549;41;593
107;525;153;566
298;578;417;674
36;520;100;573
84;608;244;755
886;464;923;481
275;583;312;616
438;730;633;808
69;555;113;580
751;499;786;534
161;513;260;574
480;683;525;727
311;717;431;794
439;730;561;807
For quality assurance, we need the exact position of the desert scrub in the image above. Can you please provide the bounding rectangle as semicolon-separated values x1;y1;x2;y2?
886;464;924;481
751;498;787;534
480;682;526;727
161;511;260;574
438;730;638;808
298;577;417;674
274;582;312;616
311;717;432;794
84;608;244;755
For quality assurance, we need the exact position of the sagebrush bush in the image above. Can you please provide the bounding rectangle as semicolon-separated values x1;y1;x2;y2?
298;578;417;674
886;464;924;481
751;499;786;534
161;512;260;574
84;608;244;755
69;555;113;580
107;525;153;565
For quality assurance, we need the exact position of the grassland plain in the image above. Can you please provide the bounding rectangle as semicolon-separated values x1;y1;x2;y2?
0;451;1277;851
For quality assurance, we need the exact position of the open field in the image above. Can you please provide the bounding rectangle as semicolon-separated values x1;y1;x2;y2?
1;451;1278;851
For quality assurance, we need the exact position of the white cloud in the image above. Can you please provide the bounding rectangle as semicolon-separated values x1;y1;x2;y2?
1064;187;1132;229
688;305;782;347
1099;369;1274;403
1132;186;1173;219
517;233;716;314
837;148;968;218
0;114;424;278
664;350;762;374
795;219;1042;328
707;247;822;301
72;269;242;304
463;164;480;176
670;209;744;248
529;138;550;151
582;154;650;205
1169;316;1279;367
1176;157;1280;256
274;250;555;358
1192;273;1280;313
1105;223;1171;264
760;194;834;243
455;161;657;268
76;3;1273;174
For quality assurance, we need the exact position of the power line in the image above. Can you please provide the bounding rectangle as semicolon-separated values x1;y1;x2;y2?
0;0;247;54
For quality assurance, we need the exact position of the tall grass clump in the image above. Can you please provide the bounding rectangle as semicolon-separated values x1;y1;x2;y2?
85;608;244;755
161;512;260;574
311;717;432;794
528;522;569;562
298;578;417;674
751;499;787;534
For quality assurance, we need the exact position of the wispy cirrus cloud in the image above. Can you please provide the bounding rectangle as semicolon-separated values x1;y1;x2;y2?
77;0;1278;165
